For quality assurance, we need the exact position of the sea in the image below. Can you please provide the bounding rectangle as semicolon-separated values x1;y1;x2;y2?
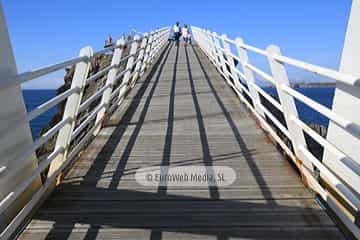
263;87;334;127
23;90;58;139
23;87;335;139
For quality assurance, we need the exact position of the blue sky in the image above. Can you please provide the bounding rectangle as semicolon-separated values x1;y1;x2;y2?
2;0;352;89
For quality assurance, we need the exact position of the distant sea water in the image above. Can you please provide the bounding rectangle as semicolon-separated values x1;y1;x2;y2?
23;88;335;139
263;87;335;127
23;89;57;139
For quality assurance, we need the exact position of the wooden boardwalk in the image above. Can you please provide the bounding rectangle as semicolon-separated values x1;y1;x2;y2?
19;44;344;239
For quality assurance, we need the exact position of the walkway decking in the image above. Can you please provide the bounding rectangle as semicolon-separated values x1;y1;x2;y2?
19;44;344;239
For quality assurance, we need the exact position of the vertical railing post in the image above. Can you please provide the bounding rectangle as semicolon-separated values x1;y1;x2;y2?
211;33;222;67
198;29;209;55
94;38;126;135
145;32;156;68
148;31;159;64
207;31;219;67
213;32;229;79
235;38;265;117
155;30;165;56
152;30;164;59
192;28;199;45
221;34;240;87
202;30;216;63
192;28;198;45
266;45;313;176
130;35;147;88
162;29;168;44
196;29;204;50
140;32;153;76
195;29;205;51
160;29;168;49
48;46;93;177
118;35;140;105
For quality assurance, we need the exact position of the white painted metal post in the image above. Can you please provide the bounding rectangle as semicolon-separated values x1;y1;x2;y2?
206;31;219;67
194;29;204;51
0;3;41;231
160;30;168;49
194;28;217;68
235;38;265;117
118;35;140;105
197;30;209;56
48;46;93;177
94;38;126;134
207;30;217;64
159;29;168;52
266;45;313;175
148;32;158;64
154;30;164;57
140;33;153;76
214;33;227;75
131;35;148;87
195;30;203;50
155;31;164;56
324;0;360;197
212;32;229;83
191;28;198;43
221;35;239;85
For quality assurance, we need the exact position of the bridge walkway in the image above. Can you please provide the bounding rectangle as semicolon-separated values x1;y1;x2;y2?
19;43;344;239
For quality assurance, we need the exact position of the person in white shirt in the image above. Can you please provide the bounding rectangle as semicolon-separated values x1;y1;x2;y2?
182;24;189;47
173;21;181;47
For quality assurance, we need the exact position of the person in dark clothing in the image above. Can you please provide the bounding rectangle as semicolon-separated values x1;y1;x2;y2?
173;21;181;47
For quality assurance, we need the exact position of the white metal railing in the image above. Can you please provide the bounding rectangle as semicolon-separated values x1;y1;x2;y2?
0;26;170;239
192;25;360;238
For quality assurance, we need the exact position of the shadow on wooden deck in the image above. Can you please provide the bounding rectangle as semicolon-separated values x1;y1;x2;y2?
20;44;343;240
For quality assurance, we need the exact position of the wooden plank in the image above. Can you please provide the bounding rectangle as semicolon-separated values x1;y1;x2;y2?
18;44;344;240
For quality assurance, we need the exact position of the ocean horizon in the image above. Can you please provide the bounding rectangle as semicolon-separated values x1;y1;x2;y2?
23;87;335;139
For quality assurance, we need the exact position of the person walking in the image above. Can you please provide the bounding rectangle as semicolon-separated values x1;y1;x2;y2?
182;24;190;47
173;21;181;47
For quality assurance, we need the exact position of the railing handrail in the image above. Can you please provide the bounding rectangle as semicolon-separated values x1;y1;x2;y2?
0;18;358;240
192;26;360;87
192;27;360;140
0;27;170;92
0;26;170;239
192;25;360;238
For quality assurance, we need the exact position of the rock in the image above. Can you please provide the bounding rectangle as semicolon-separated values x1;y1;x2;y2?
36;40;133;180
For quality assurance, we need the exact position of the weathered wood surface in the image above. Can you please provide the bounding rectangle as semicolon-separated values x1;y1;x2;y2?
19;44;344;239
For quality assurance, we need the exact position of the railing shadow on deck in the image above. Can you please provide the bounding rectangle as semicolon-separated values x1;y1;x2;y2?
36;187;337;240
38;42;173;240
27;45;341;240
192;23;360;238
